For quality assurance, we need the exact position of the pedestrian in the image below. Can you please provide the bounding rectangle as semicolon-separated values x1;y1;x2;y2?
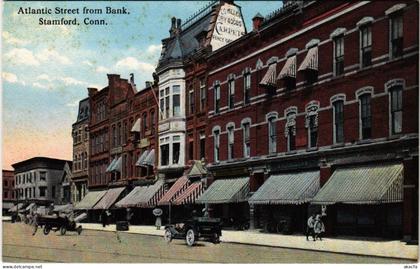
306;213;316;241
313;214;325;241
101;210;107;227
155;215;162;230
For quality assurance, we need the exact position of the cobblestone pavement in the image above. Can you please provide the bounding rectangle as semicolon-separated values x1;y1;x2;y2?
2;222;413;263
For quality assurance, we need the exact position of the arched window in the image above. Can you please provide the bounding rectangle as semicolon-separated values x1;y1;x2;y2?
284;107;297;151
241;118;252;158
266;112;278;154
212;126;221;162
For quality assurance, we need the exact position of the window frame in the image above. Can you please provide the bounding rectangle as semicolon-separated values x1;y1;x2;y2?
389;13;403;59
333;35;345;76
243;70;251;105
360;25;372;68
228;78;235;110
359;93;372;140
214;83;221;114
332;100;345;144
389;84;403;135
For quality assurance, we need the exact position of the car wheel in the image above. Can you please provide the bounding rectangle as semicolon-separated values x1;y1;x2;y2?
43;226;50;235
164;228;172;243
185;229;196;247
60;226;67;235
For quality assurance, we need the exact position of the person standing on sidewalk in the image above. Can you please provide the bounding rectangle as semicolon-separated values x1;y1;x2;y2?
313;214;325;241
306;213;316;241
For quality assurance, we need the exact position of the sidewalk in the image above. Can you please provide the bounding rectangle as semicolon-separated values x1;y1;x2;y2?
81;223;418;260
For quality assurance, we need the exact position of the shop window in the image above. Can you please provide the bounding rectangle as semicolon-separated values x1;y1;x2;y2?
360;25;372;67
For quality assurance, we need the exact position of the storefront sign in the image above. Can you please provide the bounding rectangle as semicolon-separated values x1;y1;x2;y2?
211;3;245;51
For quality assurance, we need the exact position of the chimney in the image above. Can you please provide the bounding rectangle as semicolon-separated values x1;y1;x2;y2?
170;17;176;36
88;87;98;96
176;18;182;31
252;13;264;31
130;73;135;85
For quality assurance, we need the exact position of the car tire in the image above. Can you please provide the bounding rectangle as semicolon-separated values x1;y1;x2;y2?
43;226;50;235
60;226;67;235
185;229;196;247
164;228;172;243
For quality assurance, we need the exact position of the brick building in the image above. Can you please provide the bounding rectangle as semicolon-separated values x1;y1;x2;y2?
71;98;90;204
204;1;418;240
2;169;15;213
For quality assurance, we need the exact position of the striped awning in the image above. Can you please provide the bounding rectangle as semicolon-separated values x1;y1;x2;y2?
115;180;165;208
135;150;149;166
278;55;297;80
93;187;125;210
106;158;117;172
109;157;122;172
142;149;155;167
259;63;277;88
249;171;320;205
158;176;190;205
312;163;404;205
298;46;318;72
131;118;141;132
173;182;204;205
74;190;107;210
196;177;249;204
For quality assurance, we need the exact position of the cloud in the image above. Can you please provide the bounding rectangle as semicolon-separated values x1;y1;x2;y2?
115;57;155;73
96;66;110;73
4;48;40;66
36;74;53;81
32;82;51;90
59;77;86;86
66;100;80;107
2;31;30;46
2;72;18;83
146;44;162;55
36;49;72;65
82;60;93;66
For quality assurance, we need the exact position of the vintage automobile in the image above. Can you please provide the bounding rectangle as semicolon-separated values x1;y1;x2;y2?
33;212;87;236
163;216;222;247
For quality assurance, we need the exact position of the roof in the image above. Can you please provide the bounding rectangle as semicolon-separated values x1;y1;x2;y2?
93;187;125;210
188;160;207;177
75;97;90;123
312;163;404;205
74;190;107;210
196;177;249;204
12;157;70;173
249;171;320;205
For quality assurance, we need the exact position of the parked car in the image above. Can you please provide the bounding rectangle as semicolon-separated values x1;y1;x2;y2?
163;216;222;247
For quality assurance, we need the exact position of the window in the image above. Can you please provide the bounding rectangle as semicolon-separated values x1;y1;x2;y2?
189;90;195;115
214;84;220;113
360;94;372;139
39;186;47;197
288;126;296;151
334;36;344;76
228;79;235;109
285;110;297;151
188;139;194;161
308;115;318;148
117;123;122;145
390;14;403;58
213;129;220;162
4;180;7;187
160;144;169;166
227;126;234;160
52;186;56;199
333;101;344;143
200;79;206;111
200;132;205;160
33;187;35;197
142;113;148;134
123;121;127;144
165;87;170;118
173;142;180;164
268;116;277;154
40;172;46;181
244;72;251;105
4;192;8;199
112;125;117;147
173;85;181;117
159;90;165;119
390;86;403;134
242;122;250;158
84;152;88;169
360;26;372;67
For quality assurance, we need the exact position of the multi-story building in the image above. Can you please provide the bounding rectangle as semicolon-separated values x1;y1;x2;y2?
204;1;418;240
12;157;72;204
156;0;246;182
71;98;90;203
2;169;15;213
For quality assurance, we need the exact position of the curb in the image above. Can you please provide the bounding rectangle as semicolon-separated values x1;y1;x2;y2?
81;225;418;261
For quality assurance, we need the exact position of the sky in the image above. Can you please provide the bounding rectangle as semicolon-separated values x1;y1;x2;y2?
1;1;281;170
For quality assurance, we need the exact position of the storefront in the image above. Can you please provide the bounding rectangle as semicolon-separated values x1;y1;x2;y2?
249;171;320;234
312;163;404;238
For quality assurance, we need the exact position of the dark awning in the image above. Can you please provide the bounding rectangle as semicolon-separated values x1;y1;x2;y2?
196;177;249;204
249;171;320;205
312;163;403;205
74;190;107;210
93;187;125;210
115;180;165;208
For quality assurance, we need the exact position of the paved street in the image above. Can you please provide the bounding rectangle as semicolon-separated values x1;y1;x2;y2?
2;222;413;263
